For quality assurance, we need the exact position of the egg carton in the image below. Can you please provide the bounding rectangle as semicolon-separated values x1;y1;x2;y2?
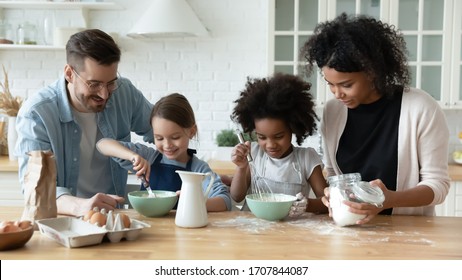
36;213;150;248
82;208;151;243
103;210;151;243
37;217;107;248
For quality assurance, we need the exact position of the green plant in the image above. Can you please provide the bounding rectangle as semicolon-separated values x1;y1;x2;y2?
216;129;255;147
215;129;239;147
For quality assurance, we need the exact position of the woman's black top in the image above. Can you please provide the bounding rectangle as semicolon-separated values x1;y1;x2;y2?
336;87;403;215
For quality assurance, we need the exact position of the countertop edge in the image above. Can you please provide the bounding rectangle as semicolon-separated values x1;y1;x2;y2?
3;156;462;181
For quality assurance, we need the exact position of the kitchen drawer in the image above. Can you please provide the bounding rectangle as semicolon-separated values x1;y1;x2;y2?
436;181;462;216
456;195;462;216
0;171;23;206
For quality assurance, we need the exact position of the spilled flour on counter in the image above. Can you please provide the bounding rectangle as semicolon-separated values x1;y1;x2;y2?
286;214;360;237
212;214;355;236
212;216;284;234
212;213;435;246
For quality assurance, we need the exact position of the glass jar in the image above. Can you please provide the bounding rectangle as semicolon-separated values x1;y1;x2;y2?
0;22;14;44
17;22;37;45
327;173;362;189
327;173;385;227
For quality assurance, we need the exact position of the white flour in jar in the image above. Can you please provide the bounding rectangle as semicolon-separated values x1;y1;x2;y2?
330;187;366;226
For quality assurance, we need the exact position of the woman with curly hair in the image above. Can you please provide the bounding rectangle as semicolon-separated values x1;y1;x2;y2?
300;13;450;224
230;73;328;216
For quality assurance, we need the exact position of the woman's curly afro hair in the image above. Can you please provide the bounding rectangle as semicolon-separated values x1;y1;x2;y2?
300;13;410;97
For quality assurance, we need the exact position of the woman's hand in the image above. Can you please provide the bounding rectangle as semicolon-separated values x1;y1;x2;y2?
322;187;333;217
344;179;389;224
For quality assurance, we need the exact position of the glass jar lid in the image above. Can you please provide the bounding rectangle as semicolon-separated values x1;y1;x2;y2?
327;173;361;186
353;181;385;207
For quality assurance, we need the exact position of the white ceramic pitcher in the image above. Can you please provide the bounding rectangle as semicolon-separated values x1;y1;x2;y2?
175;170;215;228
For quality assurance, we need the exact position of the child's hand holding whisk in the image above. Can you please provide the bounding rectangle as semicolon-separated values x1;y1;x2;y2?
131;154;151;179
231;141;251;169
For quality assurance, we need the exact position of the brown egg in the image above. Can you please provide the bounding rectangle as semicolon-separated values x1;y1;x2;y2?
18;220;32;230
2;224;21;233
90;212;106;226
0;220;14;228
83;210;95;221
120;213;131;228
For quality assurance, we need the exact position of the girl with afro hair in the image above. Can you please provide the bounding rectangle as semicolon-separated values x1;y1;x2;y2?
230;73;328;216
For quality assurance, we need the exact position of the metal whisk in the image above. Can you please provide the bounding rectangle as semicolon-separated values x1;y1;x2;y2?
236;130;274;201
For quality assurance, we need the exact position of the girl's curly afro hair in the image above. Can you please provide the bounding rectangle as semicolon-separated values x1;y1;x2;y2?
231;73;318;146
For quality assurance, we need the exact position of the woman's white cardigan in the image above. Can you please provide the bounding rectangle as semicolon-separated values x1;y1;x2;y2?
321;88;450;216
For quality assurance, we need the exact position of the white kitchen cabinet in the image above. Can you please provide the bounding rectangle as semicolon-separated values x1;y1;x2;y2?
436;181;462;217
269;0;462;109
0;172;22;206
0;159;23;207
391;0;461;109
268;0;327;105
0;1;122;50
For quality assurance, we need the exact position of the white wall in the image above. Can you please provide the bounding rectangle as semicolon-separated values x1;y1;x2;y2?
1;0;462;163
0;0;269;159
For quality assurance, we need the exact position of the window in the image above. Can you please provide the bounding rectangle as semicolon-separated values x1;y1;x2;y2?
269;0;462;108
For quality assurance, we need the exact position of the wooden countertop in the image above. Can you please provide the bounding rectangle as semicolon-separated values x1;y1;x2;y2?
208;158;462;181
0;156;18;172
448;164;462;181
0;157;237;174
0;206;461;260
207;159;236;176
3;155;462;181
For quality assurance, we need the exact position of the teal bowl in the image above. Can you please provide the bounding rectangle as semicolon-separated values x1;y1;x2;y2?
128;190;178;217
246;193;297;221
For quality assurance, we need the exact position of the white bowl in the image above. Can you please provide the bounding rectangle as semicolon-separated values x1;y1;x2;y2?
453;150;462;164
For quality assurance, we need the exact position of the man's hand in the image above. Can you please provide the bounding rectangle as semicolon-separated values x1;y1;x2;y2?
87;193;125;213
57;193;125;217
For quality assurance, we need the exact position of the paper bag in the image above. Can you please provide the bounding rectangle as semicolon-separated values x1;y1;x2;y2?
21;150;57;228
0;118;7;155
